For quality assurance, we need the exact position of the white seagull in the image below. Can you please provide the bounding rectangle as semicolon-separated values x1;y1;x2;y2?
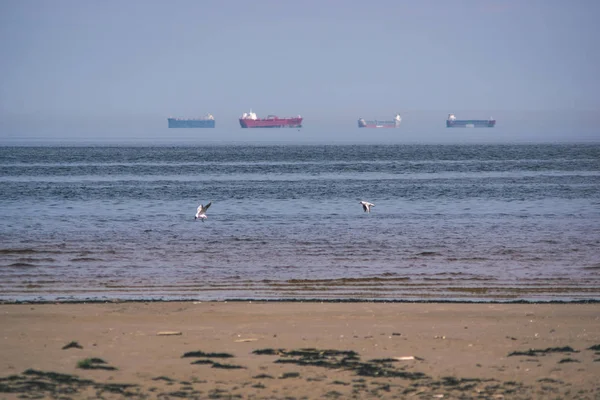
195;202;212;221
359;200;375;213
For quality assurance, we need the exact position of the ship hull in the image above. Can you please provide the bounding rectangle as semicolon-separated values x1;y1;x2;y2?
239;117;303;128
358;120;400;128
168;119;215;128
446;120;495;128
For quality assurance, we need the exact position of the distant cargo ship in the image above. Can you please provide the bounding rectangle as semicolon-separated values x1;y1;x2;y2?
358;113;401;128
239;110;303;128
446;114;495;128
168;114;215;128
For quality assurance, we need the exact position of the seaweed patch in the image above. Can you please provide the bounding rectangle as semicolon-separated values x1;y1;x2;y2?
77;357;117;370
182;351;234;358
0;369;140;398
508;346;578;357
62;340;83;350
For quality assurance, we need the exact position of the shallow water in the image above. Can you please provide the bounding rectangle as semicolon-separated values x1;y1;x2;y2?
1;144;599;302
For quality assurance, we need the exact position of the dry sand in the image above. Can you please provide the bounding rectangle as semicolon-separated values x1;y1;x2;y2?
0;301;599;399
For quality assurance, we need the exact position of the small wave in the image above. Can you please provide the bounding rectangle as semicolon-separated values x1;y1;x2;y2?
497;249;518;255
16;257;55;263
24;284;43;289
446;257;488;261
582;264;600;270
416;251;439;257
70;257;102;262
5;262;38;268
0;248;38;255
286;277;410;285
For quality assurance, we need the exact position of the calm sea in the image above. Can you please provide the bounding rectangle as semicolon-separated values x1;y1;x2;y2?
1;144;599;302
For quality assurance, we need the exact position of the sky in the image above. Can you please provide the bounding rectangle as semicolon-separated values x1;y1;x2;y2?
0;0;598;144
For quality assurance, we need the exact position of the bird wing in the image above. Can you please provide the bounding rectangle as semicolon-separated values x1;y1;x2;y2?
197;202;212;214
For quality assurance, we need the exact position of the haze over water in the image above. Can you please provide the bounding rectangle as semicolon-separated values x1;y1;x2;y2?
1;143;599;303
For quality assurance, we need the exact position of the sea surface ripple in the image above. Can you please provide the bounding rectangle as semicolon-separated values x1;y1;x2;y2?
1;144;599;302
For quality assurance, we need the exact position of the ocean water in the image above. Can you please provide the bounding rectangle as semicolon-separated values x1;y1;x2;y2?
1;144;599;302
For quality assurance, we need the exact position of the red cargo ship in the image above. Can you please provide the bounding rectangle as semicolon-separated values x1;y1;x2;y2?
239;110;303;128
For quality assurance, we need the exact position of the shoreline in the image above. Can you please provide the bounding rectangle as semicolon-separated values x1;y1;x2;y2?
1;301;599;398
2;298;600;305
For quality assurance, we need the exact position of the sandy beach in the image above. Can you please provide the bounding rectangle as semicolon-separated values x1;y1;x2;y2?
1;301;599;399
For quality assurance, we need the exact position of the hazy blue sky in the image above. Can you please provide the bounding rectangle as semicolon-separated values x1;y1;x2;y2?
1;0;598;143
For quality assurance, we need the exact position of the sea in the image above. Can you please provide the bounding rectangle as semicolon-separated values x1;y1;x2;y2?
1;143;599;303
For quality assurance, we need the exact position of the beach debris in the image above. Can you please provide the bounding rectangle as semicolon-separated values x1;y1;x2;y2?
587;344;600;351
62;341;83;350
156;331;182;336
76;358;117;371
394;356;416;361
234;338;258;342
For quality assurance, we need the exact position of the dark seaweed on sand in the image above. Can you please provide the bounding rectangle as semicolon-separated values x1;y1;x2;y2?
181;351;234;358
508;346;578;357
558;358;580;364
251;347;534;396
152;376;175;382
252;348;284;355
587;344;600;351
62;340;83;350
191;359;214;365
0;369;140;398
252;374;274;379
254;348;426;380
279;372;300;379
77;358;117;370
538;378;564;384
211;362;245;369
368;358;400;364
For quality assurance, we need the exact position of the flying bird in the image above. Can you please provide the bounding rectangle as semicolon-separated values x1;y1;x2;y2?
359;201;375;213
195;202;212;221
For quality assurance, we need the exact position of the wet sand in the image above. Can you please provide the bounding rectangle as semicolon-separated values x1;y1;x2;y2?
1;301;599;399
